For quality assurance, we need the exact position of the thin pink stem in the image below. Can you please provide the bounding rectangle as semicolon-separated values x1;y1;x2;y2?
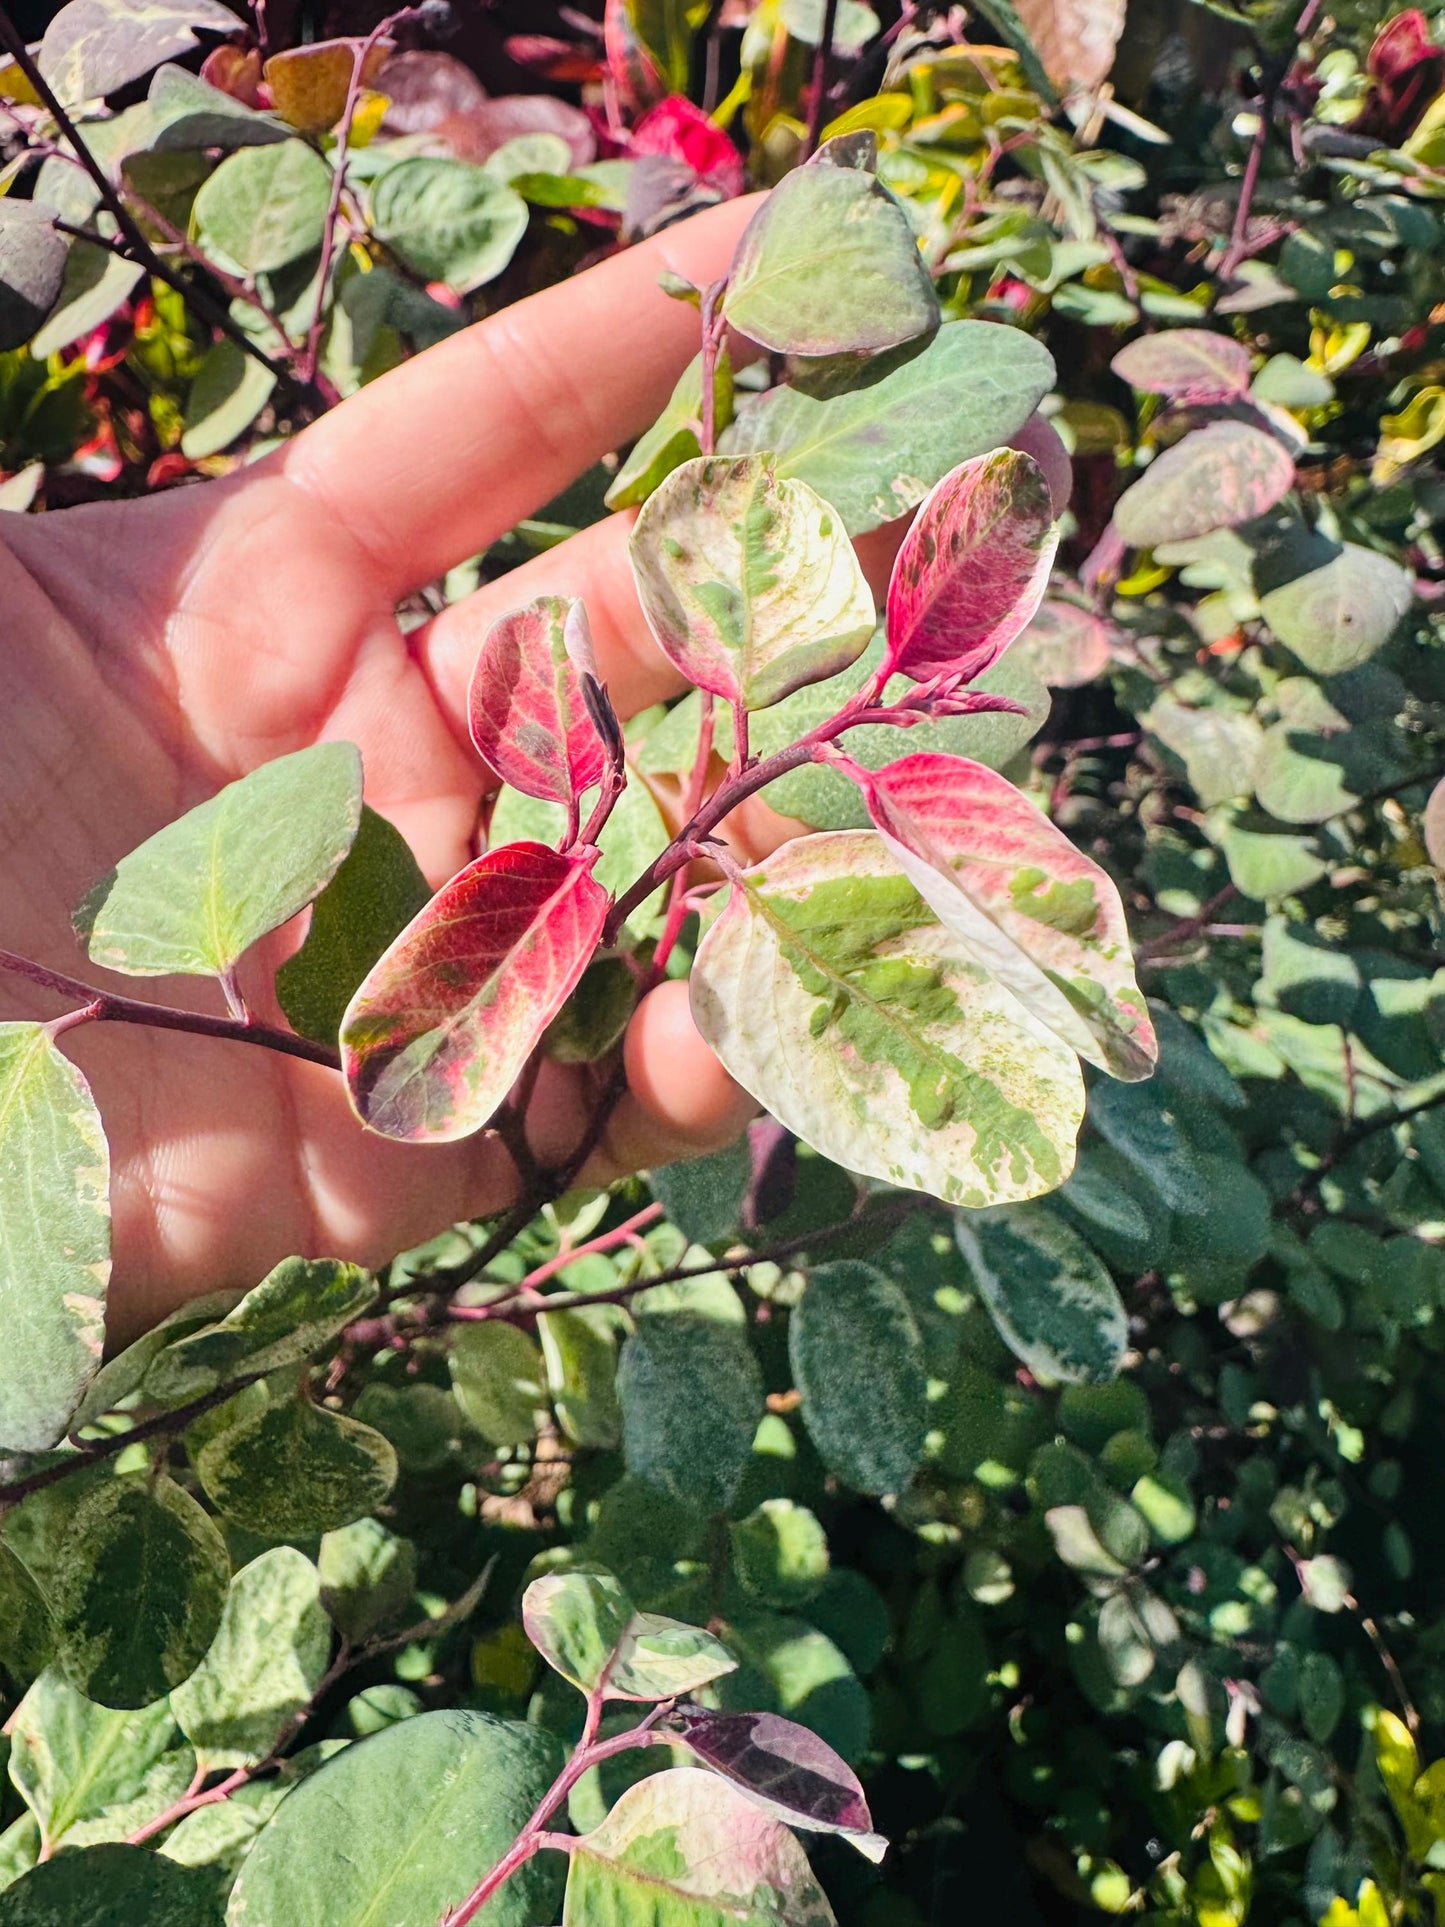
450;1202;663;1320
128;1766;248;1847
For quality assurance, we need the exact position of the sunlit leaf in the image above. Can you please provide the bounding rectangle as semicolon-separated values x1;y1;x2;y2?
449;1320;546;1445
368;156;528;294
1008;0;1124;92
181;337;276;459
0;1024;110;1454
789;1261;926;1495
564;1768;838;1926
0;1843;223;1924
606;350;735;511
227;1710;564;1927
539;1304;623;1448
171;1548;332;1771
850;753;1156;1078
630;455;875;710
955;1204;1127;1383
469;596;609;805
341;842;609;1143
1111;327;1252;403
617;1314;763;1512
522;1570;736;1700
7;1672;181;1853
193;1395;398;1538
730;1500;829;1608
264;37;390;134
75;742;362;979
317;1518;418;1645
192;139;333;274
691;832;1084;1208
48;1474;229;1709
39;0;240;105
721;322;1055;537
29;239;142;359
1259;544;1413;675
723;163;938;358
1114;423;1296;549
669;1706;886;1859
883;451;1057;682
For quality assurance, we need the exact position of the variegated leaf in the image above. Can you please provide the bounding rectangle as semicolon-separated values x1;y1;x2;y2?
340;843;609;1142
848;754;1156;1079
1113;422;1296;549
883;451;1057;683
1111;328;1252;403
630;456;876;710
690;831;1084;1208
468;596;609;806
522;1570;736;1701
668;1707;886;1861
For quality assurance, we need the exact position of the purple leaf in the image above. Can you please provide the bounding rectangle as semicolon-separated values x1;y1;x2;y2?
340;842;608;1142
669;1707;887;1862
1113;421;1296;549
883;449;1058;684
468;596;610;808
1111;328;1253;404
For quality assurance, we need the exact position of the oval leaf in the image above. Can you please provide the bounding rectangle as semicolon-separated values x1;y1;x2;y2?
0;1843;224;1926
1111;328;1252;402
469;596;609;805
1258;543;1413;674
39;0;240;104
0;203;68;353
523;1571;736;1700
630;455;875;710
1113;422;1296;549
340;842;609;1143
49;1474;229;1710
564;1767;838;1926
670;1706;885;1860
264;36;391;134
227;1710;564;1927
6;1671;181;1852
789;1260;926;1496
690;831;1084;1208
723;162;937;357
617;1314;763;1513
850;753;1156;1079
193;1397;398;1538
75;742;363;979
368;156;529;294
449;1320;546;1445
883;450;1058;683
955;1204;1128;1384
192;139;333;274
0;1024;110;1454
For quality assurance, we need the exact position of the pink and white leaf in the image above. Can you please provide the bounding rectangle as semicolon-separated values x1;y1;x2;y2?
850;753;1157;1080
670;1707;887;1862
884;450;1058;684
468;596;609;807
1111;328;1252;404
1113;421;1296;549
340;842;609;1143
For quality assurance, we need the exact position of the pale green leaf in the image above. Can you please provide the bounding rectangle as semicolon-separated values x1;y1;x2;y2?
606;349;735;510
7;1670;180;1852
539;1305;623;1449
30;241;142;359
522;1570;736;1700
39;0;240;105
181;338;276;459
317;1518;418;1645
192;139;333;274
368;157;528;294
1259;543;1413;675
144;1257;376;1404
448;1320;546;1445
730;1500;830;1607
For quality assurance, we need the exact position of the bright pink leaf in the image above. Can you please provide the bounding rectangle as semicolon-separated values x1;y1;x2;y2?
1111;328;1253;404
849;753;1157;1081
883;450;1058;684
340;843;609;1143
468;596;609;808
632;96;744;196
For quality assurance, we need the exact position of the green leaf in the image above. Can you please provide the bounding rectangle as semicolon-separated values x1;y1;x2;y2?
1144;697;1264;810
565;1767;838;1925
722;322;1055;536
192;139;333;274
539;1305;623;1449
171;1548;332;1770
143;1257;376;1404
955;1205;1127;1384
630;455;876;711
1216;810;1328;899
47;1474;229;1709
75;742;363;979
317;1518;417;1645
0;1843;224;1925
730;1500;830;1607
180;338;276;459
650;1138;752;1247
193;1394;398;1538
724;162;938;357
717;1612;869;1764
38;0;241;105
690;833;1084;1208
448;1320;547;1446
0;1543;53;1689
522;1570;736;1699
7;1671;182;1852
617;1314;763;1513
1259;544;1413;675
227;1709;564;1926
368;157;529;294
1087;1079;1207;1214
789;1260;926;1495
0;1024;110;1453
30;241;143;359
606;349;735;510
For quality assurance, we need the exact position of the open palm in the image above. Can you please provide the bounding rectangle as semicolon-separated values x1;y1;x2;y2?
0;199;759;1342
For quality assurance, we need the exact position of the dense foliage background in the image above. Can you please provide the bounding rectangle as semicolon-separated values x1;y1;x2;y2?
5;1;1445;1922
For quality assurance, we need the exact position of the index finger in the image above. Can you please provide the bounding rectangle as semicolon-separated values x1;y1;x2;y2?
278;196;760;597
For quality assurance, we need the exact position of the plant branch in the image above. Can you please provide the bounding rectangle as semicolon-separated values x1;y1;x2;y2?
0;947;340;1070
803;0;842;159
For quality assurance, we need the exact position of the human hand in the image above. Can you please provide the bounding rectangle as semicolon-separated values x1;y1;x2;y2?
0;198;768;1344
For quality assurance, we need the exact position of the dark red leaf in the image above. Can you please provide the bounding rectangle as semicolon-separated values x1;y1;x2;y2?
669;1707;886;1860
468;597;609;808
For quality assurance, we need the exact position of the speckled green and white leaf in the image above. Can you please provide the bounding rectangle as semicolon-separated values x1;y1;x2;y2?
171;1549;332;1771
8;1670;184;1853
47;1475;229;1710
720;322;1054;536
565;1768;837;1926
690;832;1084;1208
523;1569;736;1700
0;1543;53;1690
1259;543;1414;675
0;1024;110;1454
789;1261;926;1496
75;742;363;978
226;1710;563;1927
851;754;1156;1079
193;1395;397;1539
143;1257;376;1405
955;1204;1127;1384
617;1314;763;1513
630;455;875;710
